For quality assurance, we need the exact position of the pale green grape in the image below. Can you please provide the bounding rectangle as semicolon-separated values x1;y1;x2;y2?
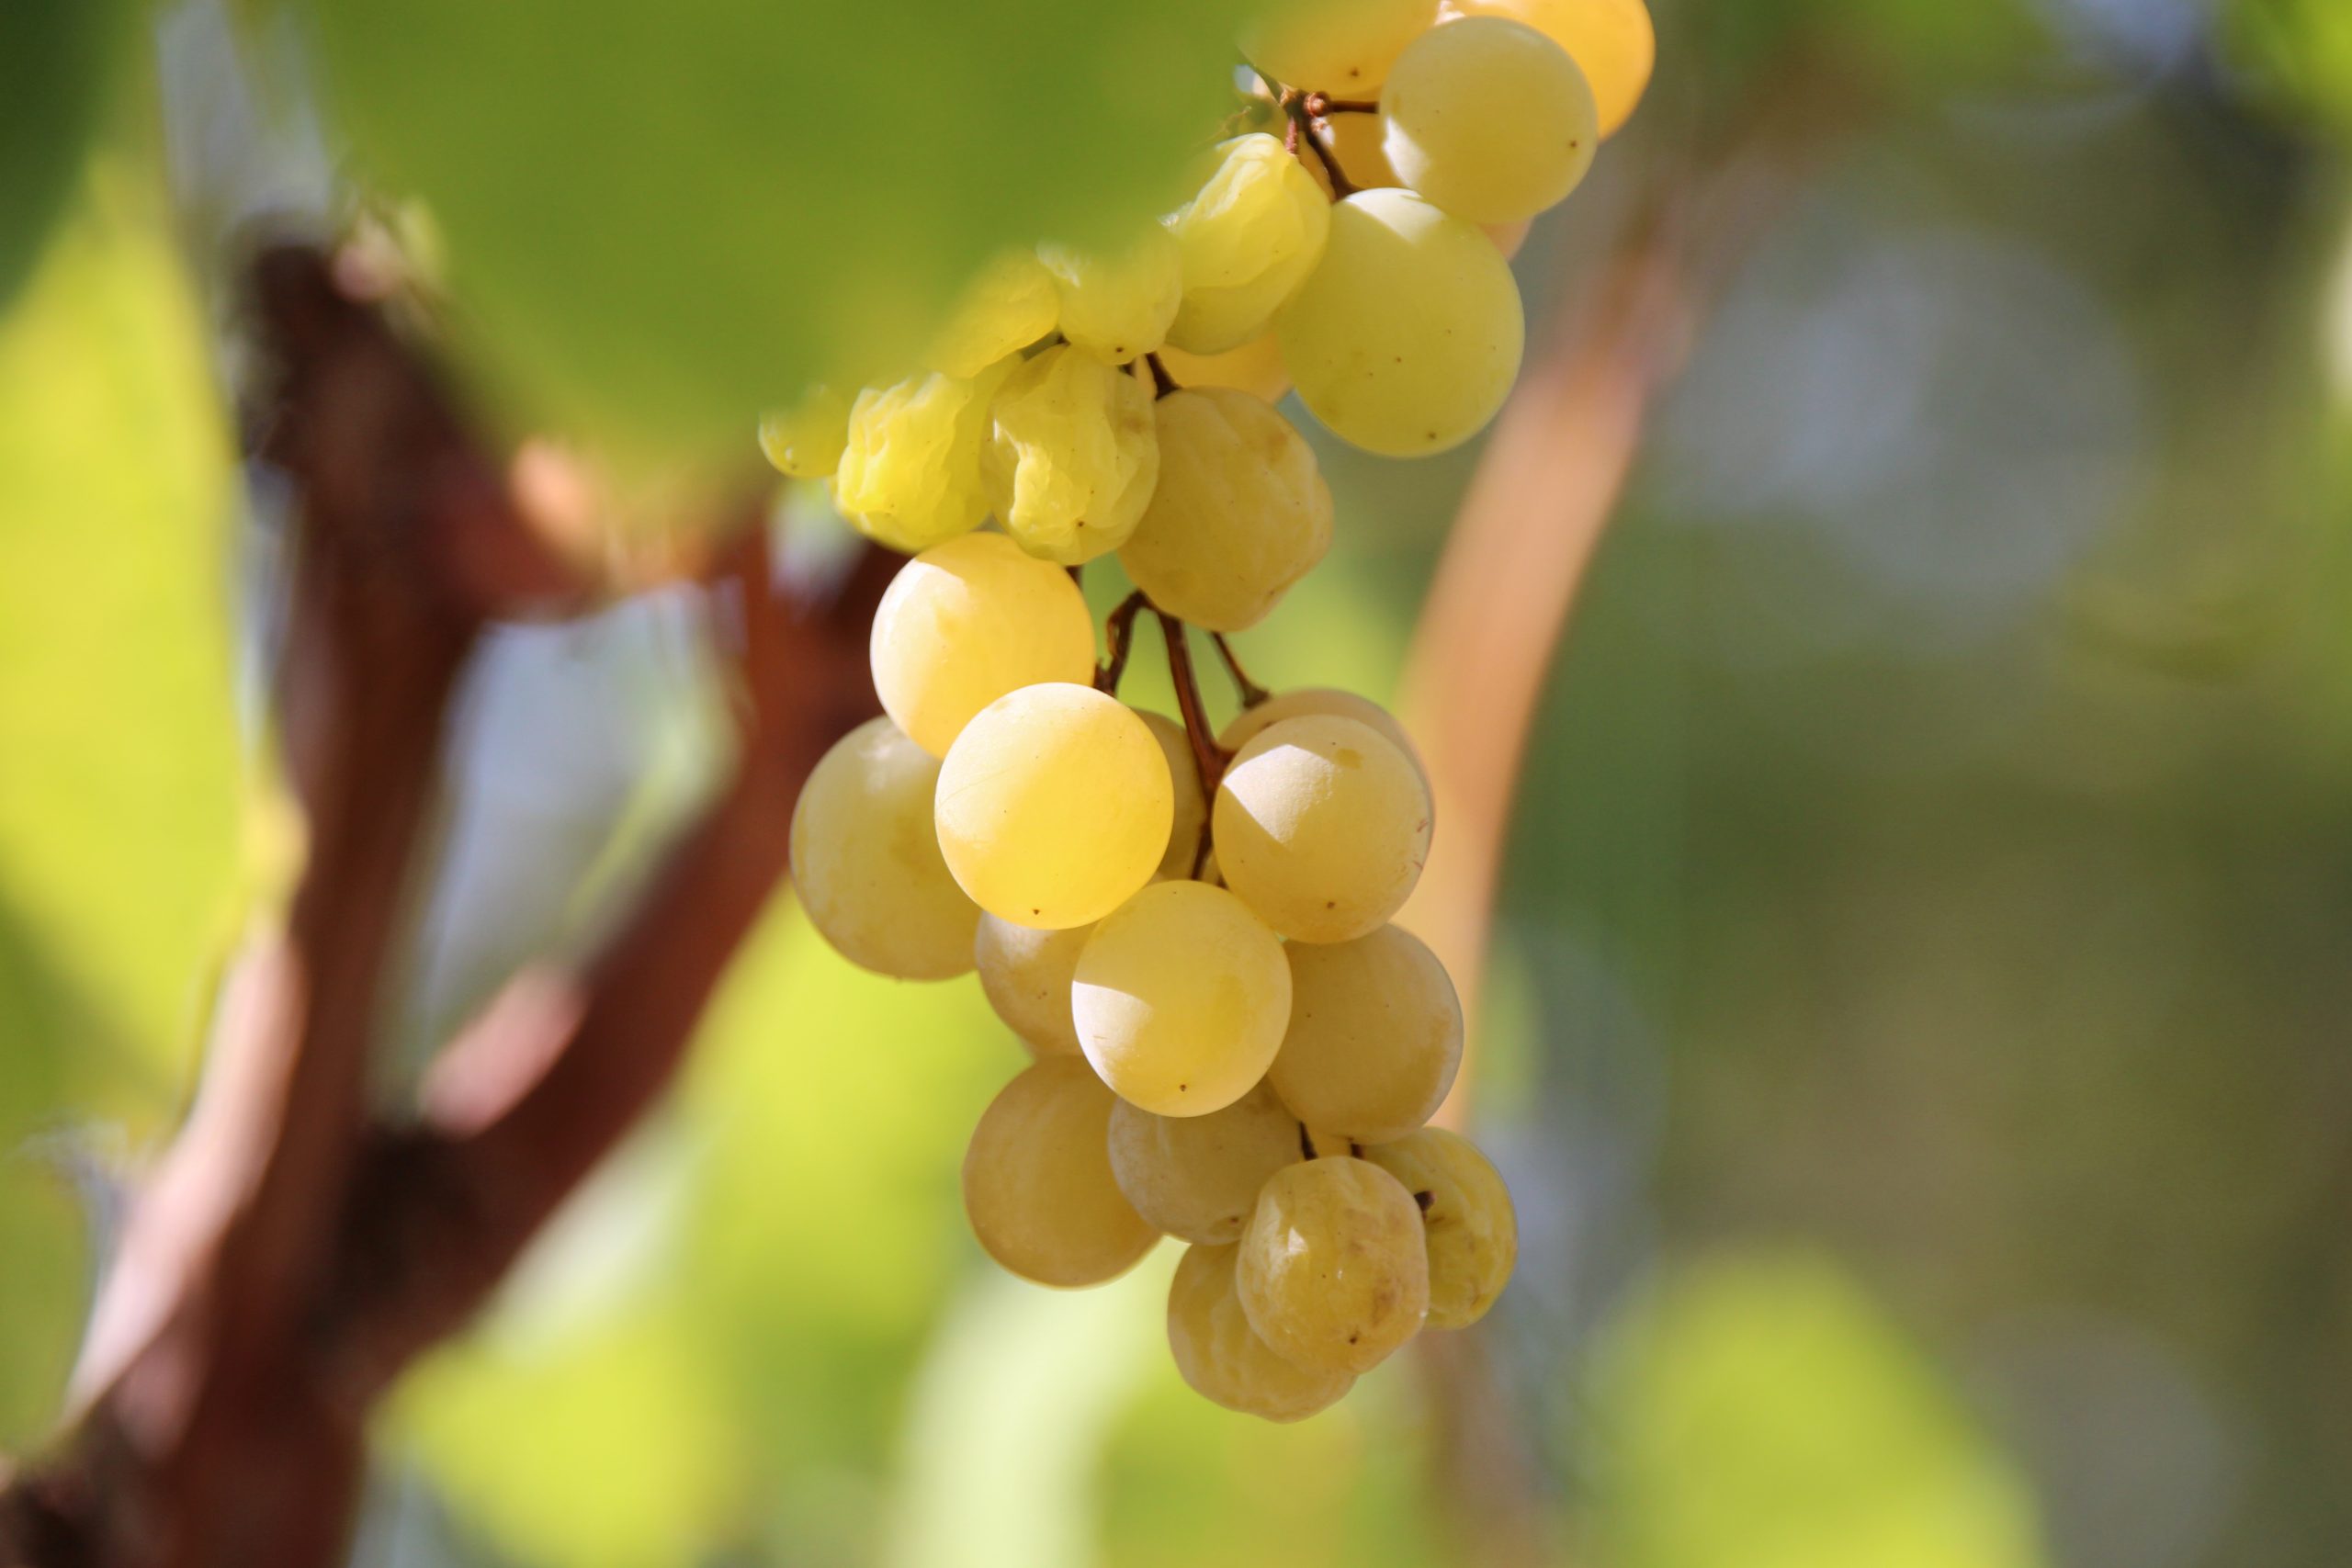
789;717;978;980
1168;1242;1354;1421
870;531;1098;758
1272;924;1462;1141
757;385;850;479
1448;0;1653;137
1153;332;1292;404
1363;1127;1516;1327
1139;712;1211;880
1073;881;1291;1117
834;359;1015;552
1118;389;1331;632
1244;0;1439;92
1217;687;1426;790
1276;187;1522;457
974;913;1091;1057
1382;17;1597;223
926;249;1060;378
963;1057;1159;1287
982;344;1159;565
1213;715;1432;942
1038;229;1183;364
1109;1081;1303;1244
1236;1156;1429;1373
935;684;1172;930
1165;134;1332;355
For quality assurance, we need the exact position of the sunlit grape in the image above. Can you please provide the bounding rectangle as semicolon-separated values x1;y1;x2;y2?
1236;1156;1429;1373
789;718;978;980
1383;17;1598;223
1448;0;1653;137
1272;924;1463;1141
1153;333;1293;404
1217;687;1427;789
983;344;1160;564
1363;1127;1516;1327
1165;134;1331;355
1213;715;1432;942
964;1057;1159;1287
1168;1242;1354;1421
757;385;850;478
926;250;1060;378
1244;0;1440;93
1039;230;1184;364
835;359;1015;552
1138;712;1211;880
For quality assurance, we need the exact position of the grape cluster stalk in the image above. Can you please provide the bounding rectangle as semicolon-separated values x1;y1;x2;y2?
774;0;1652;1420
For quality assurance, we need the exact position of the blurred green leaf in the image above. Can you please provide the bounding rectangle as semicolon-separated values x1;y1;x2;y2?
0;1162;86;1449
2227;0;2352;140
0;0;129;306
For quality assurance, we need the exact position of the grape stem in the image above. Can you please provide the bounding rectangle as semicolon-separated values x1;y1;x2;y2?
1094;590;1149;694
1143;352;1181;399
1305;93;1379;116
1208;631;1272;709
1156;610;1231;877
1278;86;1359;197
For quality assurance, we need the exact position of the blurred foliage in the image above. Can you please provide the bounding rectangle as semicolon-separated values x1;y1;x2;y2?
0;0;130;306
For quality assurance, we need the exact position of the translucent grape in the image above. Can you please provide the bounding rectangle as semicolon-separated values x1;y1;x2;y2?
1382;17;1597;223
834;359;1015;552
963;1057;1159;1287
757;386;850;479
1139;712;1211;880
1165;134;1332;355
1153;333;1292;405
1213;715;1432;942
935;683;1172;930
1110;1082;1303;1244
1073;880;1291;1117
789;718;978;980
1449;0;1653;137
1038;229;1184;364
1319;110;1401;194
1363;1127;1516;1328
1168;1242;1354;1421
1118;389;1331;632
926;250;1060;378
982;344;1159;565
1272;924;1463;1142
869;532;1098;758
1217;687;1427;789
1236;1156;1429;1373
974;913;1090;1057
1245;0;1440;93
1276;187;1523;457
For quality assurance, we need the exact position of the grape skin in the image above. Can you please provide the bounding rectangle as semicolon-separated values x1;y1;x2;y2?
758;385;850;479
835;359;1015;552
1108;1080;1303;1244
926;250;1060;379
1272;924;1463;1142
1168;1242;1354;1421
788;718;978;981
974;913;1091;1057
1217;687;1427;791
1165;134;1332;355
1038;230;1184;364
1138;712;1211;881
1382;17;1598;224
1236;1156;1430;1374
1073;880;1292;1118
982;344;1160;566
963;1057;1159;1288
868;532;1098;759
1363;1127;1516;1328
1213;714;1433;943
1152;333;1292;405
935;683;1172;930
1244;0;1440;93
1448;0;1653;137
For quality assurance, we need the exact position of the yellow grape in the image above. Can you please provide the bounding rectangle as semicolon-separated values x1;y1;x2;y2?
1236;1156;1429;1373
1217;687;1427;789
934;683;1171;930
1073;880;1291;1117
1363;1127;1516;1328
1276;187;1523;457
1119;388;1331;632
926;250;1060;378
757;385;850;479
788;718;978;980
1165;134;1332;355
869;531;1097;758
1168;1242;1354;1421
834;358;1015;552
963;1057;1159;1287
1138;712;1211;880
1245;0;1441;93
1449;0;1653;137
1319;109;1401;193
974;913;1090;1057
1038;229;1184;364
1109;1082;1304;1244
1213;715;1432;942
1272;924;1463;1142
1153;333;1292;405
982;344;1160;565
1382;17;1598;223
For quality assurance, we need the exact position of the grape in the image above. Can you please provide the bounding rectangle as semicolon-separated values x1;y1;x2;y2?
1217;687;1426;790
1139;712;1211;881
963;1057;1159;1287
1276;187;1523;457
835;359;1016;552
1118;389;1331;632
1165;134;1332;355
1244;0;1440;93
1272;925;1462;1142
1073;880;1291;1117
1449;0;1653;137
1319;110;1401;194
927;249;1060;378
982;344;1159;565
1362;1128;1516;1328
1038;229;1184;364
758;386;850;479
1168;1242;1354;1421
789;718;979;980
934;683;1172;930
1382;17;1597;224
1213;715;1432;942
1153;333;1292;405
974;913;1090;1057
869;532;1098;759
1109;1081;1303;1245
1236;1156;1429;1373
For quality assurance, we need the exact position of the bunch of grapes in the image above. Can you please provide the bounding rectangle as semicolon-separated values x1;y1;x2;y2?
773;0;1649;1421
